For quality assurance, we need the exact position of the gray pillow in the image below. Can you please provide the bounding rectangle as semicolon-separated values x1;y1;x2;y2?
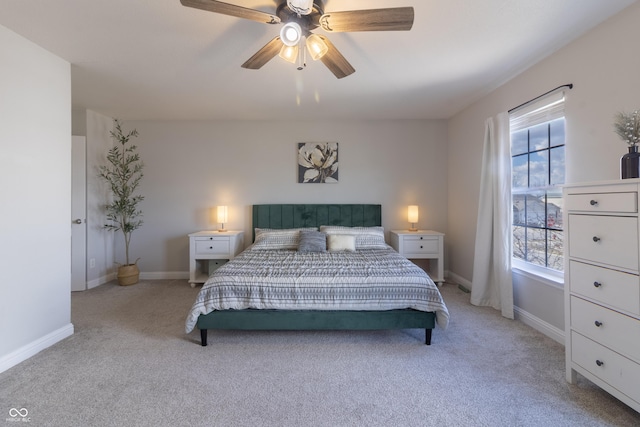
298;230;327;253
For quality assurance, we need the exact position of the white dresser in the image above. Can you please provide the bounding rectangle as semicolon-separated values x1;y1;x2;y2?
564;180;640;413
188;230;244;287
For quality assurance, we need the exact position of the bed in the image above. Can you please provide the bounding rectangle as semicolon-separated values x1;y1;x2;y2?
185;204;449;346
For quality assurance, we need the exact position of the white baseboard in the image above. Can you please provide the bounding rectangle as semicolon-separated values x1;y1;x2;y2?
514;306;565;345
87;272;116;289
140;271;189;280
446;270;564;345
0;324;74;374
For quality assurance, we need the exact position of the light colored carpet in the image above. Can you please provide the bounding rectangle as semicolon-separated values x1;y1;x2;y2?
1;280;639;426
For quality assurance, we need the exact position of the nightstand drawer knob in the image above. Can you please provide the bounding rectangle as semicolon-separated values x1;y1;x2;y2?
593;281;602;288
420;245;423;249
590;199;598;206
420;236;424;240
594;320;603;327
596;360;604;367
592;236;601;242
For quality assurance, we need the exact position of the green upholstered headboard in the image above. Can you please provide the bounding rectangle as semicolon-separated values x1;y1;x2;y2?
252;204;382;241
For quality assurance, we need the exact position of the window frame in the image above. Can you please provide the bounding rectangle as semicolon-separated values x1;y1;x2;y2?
509;92;566;282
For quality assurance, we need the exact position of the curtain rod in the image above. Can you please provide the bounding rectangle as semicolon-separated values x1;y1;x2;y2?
508;83;573;113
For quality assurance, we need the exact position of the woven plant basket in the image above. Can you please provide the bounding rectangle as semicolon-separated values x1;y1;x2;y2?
117;264;140;286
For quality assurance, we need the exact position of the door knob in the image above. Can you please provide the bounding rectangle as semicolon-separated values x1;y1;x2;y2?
73;219;83;224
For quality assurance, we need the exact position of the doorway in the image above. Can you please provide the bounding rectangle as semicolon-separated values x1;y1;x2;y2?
71;136;87;291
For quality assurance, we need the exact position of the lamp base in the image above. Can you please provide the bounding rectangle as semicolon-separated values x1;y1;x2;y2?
218;229;228;232
408;228;418;232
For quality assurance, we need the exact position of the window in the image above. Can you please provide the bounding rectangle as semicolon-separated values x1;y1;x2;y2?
510;93;565;274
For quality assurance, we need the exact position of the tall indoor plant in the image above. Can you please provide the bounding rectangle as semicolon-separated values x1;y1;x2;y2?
99;119;144;285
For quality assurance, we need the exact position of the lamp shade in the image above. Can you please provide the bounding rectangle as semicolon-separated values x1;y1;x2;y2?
217;206;228;224
408;205;419;224
279;44;299;63
306;34;328;60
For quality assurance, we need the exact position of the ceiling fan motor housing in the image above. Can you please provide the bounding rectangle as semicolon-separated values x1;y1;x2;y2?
276;0;324;33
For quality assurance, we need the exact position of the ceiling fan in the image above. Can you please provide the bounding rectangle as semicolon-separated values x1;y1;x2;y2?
180;0;414;79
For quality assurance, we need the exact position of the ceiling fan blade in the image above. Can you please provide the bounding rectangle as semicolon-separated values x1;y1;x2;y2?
180;0;281;24
319;7;414;32
317;36;355;79
241;37;282;69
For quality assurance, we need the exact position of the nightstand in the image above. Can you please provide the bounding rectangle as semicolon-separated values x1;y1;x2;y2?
390;230;444;284
188;230;244;287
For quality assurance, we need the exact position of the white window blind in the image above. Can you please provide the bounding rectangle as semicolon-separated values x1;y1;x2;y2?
510;90;565;131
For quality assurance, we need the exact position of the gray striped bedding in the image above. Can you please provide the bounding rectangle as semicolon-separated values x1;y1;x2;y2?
185;246;449;333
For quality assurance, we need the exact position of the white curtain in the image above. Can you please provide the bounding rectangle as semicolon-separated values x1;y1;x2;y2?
470;112;514;319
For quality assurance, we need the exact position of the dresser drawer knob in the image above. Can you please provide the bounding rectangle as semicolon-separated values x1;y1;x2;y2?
420;245;423;249
209;246;213;249
593;281;602;288
590;200;598;206
596;360;604;367
592;236;601;242
594;320;603;327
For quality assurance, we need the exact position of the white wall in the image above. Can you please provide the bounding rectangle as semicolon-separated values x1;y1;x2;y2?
0;25;73;371
447;2;640;332
116;119;449;276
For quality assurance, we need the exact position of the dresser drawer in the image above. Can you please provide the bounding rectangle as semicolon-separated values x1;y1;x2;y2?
568;214;638;270
571;331;640;403
569;261;640;315
566;192;637;213
571;296;640;360
403;236;439;255
195;238;230;256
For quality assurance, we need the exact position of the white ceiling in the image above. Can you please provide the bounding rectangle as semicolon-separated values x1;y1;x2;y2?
0;0;636;121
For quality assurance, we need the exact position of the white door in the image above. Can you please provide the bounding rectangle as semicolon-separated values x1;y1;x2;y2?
71;136;87;292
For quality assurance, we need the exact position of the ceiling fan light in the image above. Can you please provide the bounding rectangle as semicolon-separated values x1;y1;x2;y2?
280;22;302;47
279;44;299;63
287;0;314;16
306;34;328;60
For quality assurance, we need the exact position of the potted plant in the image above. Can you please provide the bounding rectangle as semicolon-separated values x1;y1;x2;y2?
99;119;144;285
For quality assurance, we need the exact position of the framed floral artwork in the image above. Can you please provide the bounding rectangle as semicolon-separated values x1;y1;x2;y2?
297;142;339;183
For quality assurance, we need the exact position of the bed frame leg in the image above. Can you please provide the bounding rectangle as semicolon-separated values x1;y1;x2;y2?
200;329;208;347
425;329;432;345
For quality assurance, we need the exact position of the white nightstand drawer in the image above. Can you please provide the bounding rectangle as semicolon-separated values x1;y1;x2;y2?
195;239;230;256
403;237;439;254
571;296;640;360
572;331;640;403
566;192;637;213
569;261;640;315
569;214;638;271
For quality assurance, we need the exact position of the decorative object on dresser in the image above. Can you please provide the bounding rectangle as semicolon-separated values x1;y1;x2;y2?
188;230;244;287
297;142;338;183
98;119;144;286
614;110;640;179
389;230;444;285
564;180;640;413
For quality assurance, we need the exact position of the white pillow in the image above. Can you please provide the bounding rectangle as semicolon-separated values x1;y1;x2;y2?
327;234;356;252
253;228;317;250
320;226;386;249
